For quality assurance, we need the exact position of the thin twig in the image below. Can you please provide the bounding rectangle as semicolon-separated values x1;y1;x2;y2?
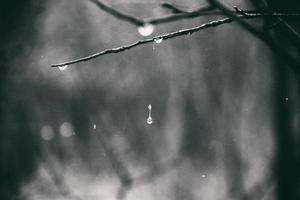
88;0;226;25
161;2;191;13
89;0;226;26
254;0;300;40
268;18;283;29
145;10;300;25
161;2;214;14
282;21;300;39
51;12;300;68
89;0;295;26
89;0;144;26
207;0;300;74
90;0;300;26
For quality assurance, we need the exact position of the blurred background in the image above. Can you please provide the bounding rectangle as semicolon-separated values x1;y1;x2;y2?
1;0;299;199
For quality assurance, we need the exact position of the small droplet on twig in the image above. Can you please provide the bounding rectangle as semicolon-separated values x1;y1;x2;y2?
138;23;154;36
154;37;163;44
58;65;68;71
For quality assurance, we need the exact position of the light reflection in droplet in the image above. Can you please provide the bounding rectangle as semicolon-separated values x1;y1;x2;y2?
58;65;68;71
93;124;97;129
201;174;206;178
59;122;74;138
154;37;163;44
147;117;153;124
41;125;54;141
138;23;154;36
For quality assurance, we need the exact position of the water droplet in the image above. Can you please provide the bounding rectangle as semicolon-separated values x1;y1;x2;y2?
285;97;289;101
58;65;68;71
138;23;154;36
147;104;153;124
147;117;153;124
201;174;206;178
93;124;97;129
154;37;163;44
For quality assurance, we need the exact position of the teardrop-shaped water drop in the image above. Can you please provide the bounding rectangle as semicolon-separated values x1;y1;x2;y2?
58;65;68;71
154;38;163;44
147;116;153;124
138;23;154;36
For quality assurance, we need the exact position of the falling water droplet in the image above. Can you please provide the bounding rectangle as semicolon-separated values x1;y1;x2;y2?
147;104;153;124
58;65;68;71
147;117;153;124
93;124;97;129
138;23;154;36
154;37;163;44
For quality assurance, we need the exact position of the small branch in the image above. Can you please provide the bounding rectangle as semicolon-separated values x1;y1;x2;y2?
282;21;300;39
161;2;191;13
89;0;300;26
207;0;300;73
51;12;300;68
268;18;283;29
89;0;223;26
250;0;300;40
233;6;247;16
161;2;214;14
89;0;144;26
51;17;234;68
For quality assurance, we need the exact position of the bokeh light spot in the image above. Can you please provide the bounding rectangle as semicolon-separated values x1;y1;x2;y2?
40;125;55;141
59;122;74;138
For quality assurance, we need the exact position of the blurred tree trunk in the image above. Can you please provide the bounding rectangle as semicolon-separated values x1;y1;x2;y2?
259;0;300;199
0;1;43;199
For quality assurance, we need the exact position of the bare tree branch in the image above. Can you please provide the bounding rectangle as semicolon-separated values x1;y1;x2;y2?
207;0;300;74
282;21;300;39
89;0;299;26
88;0;226;26
161;2;214;14
251;0;300;41
161;2;190;13
51;12;300;69
89;0;144;26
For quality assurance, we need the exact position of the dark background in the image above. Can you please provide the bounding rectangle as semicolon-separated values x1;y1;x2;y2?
1;0;300;199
